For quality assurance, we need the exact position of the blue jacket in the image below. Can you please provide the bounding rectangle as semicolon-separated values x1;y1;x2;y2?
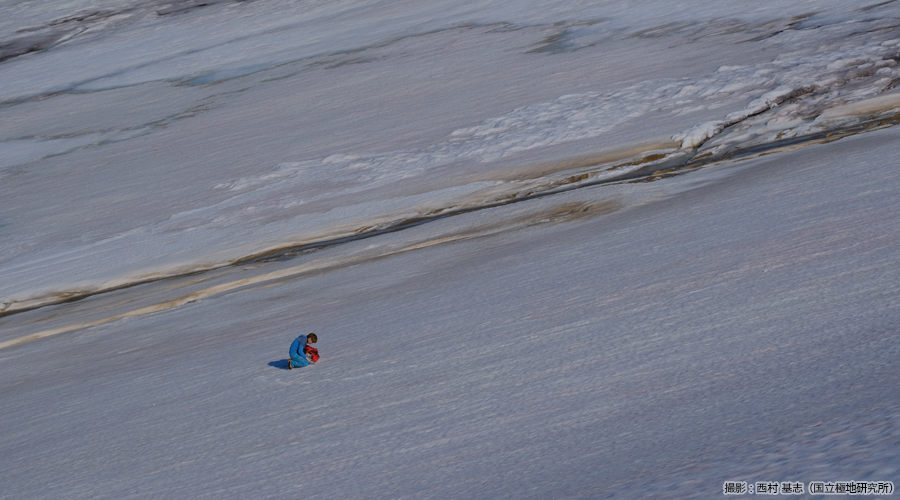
289;335;308;360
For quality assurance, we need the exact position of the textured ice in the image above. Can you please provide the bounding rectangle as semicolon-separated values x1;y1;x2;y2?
4;20;900;312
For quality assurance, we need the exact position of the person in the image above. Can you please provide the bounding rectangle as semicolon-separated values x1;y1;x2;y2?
288;333;318;369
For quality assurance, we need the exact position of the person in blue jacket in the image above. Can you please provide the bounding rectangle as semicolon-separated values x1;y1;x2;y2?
288;333;318;369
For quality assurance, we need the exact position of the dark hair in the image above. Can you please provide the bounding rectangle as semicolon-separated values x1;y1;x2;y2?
307;333;318;343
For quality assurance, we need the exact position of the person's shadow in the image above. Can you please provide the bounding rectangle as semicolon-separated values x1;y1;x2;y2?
268;359;292;370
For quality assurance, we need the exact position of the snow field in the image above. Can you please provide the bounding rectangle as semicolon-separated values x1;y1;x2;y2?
2;127;899;498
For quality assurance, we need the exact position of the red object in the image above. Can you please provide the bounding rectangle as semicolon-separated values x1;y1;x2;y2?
303;345;320;363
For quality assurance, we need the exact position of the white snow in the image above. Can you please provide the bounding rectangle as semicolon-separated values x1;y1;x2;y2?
1;0;900;498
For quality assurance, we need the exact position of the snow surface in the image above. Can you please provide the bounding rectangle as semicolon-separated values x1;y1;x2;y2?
1;0;900;498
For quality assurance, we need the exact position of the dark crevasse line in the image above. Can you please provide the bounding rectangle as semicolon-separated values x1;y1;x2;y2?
0;1;247;65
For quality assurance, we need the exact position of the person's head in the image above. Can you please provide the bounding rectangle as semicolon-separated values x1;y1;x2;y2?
307;333;318;344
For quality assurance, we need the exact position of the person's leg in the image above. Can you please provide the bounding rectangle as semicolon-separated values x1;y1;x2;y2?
290;353;309;368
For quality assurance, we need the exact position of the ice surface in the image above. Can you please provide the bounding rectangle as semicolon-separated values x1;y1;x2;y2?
3;9;900;312
1;0;900;498
3;128;899;499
